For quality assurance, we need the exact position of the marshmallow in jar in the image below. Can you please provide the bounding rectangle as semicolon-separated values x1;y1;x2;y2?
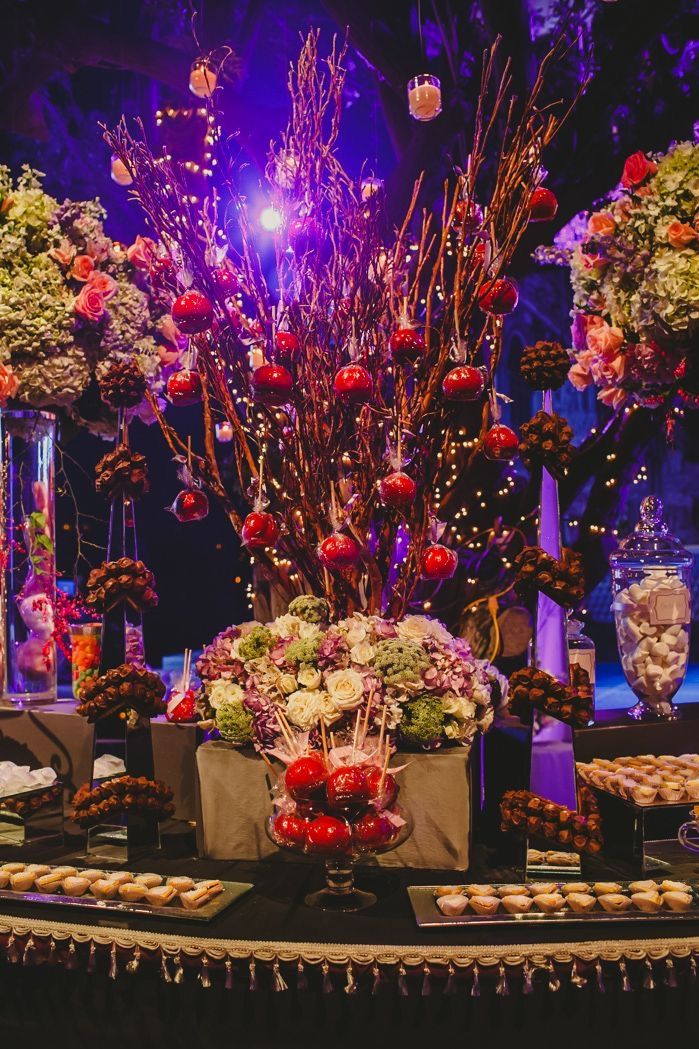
407;74;442;122
610;496;692;720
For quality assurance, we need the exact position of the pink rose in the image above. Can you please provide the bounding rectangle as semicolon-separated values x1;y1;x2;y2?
621;151;657;189
571;313;604;352
70;254;94;282
568;360;594;391
580;249;609;272
590;352;625;385
586;321;624;356
587;212;616;237
667;220;698;249
127;235;156;270
74;284;105;322
87;271;118;300
50;240;74;269
598;386;628;410
0;363;19;405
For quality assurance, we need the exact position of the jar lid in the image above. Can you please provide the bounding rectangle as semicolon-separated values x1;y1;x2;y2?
609;495;692;568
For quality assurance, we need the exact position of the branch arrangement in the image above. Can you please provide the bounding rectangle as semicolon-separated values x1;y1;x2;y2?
104;30;584;621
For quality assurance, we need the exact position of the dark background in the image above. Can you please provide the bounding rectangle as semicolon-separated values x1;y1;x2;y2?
1;0;697;664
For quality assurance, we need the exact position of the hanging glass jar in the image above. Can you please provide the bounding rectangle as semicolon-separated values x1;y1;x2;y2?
610;496;692;720
0;410;57;704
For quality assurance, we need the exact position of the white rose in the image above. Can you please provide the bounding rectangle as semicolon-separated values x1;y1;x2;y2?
298;621;321;641
441;693;477;722
349;640;375;665
208;680;245;710
297;665;321;689
270;613;302;638
325;668;365;710
338;615;368;647
278;673;298;695
397;614;452;645
285;689;324;730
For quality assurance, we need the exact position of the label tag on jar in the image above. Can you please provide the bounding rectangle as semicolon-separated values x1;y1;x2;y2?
570;650;595;684
648;589;690;625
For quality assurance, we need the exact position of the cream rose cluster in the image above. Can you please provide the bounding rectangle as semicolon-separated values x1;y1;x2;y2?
197;602;495;752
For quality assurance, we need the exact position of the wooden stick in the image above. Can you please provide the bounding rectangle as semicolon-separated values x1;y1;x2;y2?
377;705;388;759
351;710;361;763
320;718;329;765
378;737;391;794
274;709;297;756
330;732;337;751
258;749;278;779
361;691;373;747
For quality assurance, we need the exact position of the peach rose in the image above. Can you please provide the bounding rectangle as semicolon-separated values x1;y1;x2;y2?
87;271;118;299
667;220;698;249
568;360;595;390
598;386;628;410
586;321;624;356
70;254;94;282
587;212;615;237
0;363;19;405
127;235;156;270
590;352;625;385
50;240;74;269
74;284;105;322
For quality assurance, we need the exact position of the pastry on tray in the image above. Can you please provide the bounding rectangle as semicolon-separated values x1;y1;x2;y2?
662;891;693;912
566;892;597;914
597;893;632;913
134;873;163;888
145;885;177;907
469;895;501;916
630;891;662;913
35;871;66;893
63;876;91;897
90;878;120;900
533;892;565;913
436;894;469;916
500;894;534;915
118;883;148;903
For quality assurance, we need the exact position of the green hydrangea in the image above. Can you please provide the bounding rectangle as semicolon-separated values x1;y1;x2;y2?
399;694;445;747
287;596;329;624
284;635;322;666
371;639;431;686
237;625;273;661
215;700;254;744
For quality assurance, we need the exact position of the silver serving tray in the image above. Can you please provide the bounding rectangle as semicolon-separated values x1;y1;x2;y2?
407;883;699;928
586;782;695;812
0;879;253;922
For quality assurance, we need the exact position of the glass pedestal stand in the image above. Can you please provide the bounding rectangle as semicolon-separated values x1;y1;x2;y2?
305;861;377;912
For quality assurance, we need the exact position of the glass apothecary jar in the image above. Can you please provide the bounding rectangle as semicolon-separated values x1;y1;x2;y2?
610;496;692;721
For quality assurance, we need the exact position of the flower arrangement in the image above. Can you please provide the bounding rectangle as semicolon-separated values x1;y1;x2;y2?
196;597;496;751
564;141;699;410
0;166;181;433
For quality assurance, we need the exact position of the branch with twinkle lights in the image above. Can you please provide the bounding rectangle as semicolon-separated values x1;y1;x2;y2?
104;30;584;623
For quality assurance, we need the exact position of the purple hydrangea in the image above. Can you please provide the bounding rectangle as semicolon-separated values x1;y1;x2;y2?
243;690;279;747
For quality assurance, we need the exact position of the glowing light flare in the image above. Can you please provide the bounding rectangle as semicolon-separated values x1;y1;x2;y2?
259;206;283;233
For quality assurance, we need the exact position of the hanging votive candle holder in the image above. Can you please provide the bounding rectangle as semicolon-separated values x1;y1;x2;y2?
407;74;442;121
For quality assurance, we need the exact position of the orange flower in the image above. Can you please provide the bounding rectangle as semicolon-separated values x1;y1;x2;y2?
0;363;19;405
587;212;615;237
667;220;698;249
70;254;95;282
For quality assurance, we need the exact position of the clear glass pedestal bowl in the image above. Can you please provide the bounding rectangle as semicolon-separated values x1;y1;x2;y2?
266;804;413;912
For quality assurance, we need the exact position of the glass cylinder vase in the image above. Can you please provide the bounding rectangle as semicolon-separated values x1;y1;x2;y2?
0;410;57;704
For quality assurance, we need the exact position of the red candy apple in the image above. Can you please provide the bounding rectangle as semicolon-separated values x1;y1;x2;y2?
352;811;395;849
274;812;310;848
483;423;519;461
378;472;417;511
421;544;458;581
442;365;485;402
166;688;197;723
241;511;280;550
477;278;519;315
365;767;398;808
171;289;214;334
452;198;483;234
211;265;239;296
166;368;202;406
285;756;328;801
149;255;177;287
306;814;352;855
287;215;321;255
333;364;372;404
251;363;293;405
389;327;426;364
528;186;558;222
318;532;361;570
326;766;370;811
171;488;209;523
275;330;301;355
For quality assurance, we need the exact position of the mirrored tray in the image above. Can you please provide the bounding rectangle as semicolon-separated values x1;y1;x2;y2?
408;882;699;928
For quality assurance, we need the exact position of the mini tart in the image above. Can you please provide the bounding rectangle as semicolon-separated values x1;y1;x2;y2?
597;893;632;913
660;879;691;893
180;885;218;911
80;869;105;884
52;866;78;880
105;871;133;886
118;882;147;903
25;864;51;877
146;885;177;907
528;882;558;896
465;884;496;898
496;884;530;897
631;891;662;913
593;882;622;896
90;878;119;900
566;893;597;914
436;894;469;917
561;883;591;895
527;849;545;863
0;871;10;889
197;879;223;898
62;876;91;897
533;893;565;913
629;880;659;893
631;785;658;806
659;783;685;802
134;873;163;888
500;894;534;915
684;779;699;800
1;862;26;874
10;870;36;891
35;871;65;893
469;895;500;916
166;876;195;893
661;891;693;912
